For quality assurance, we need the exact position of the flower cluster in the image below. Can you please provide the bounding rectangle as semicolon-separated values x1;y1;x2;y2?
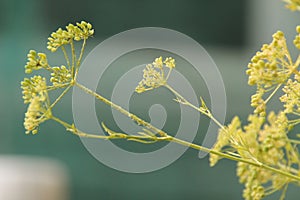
50;65;72;87
163;57;176;68
246;31;292;115
21;76;50;134
25;50;48;73
280;77;300;113
21;76;48;104
258;112;290;165
67;21;94;41
47;21;94;52
241;167;265;200
210;110;298;200
246;31;291;87
135;57;175;93
24;96;49;134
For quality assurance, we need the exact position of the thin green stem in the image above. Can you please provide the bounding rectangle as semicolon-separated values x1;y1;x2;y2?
61;46;70;68
294;54;300;70
41;64;55;72
51;116;109;139
40;85;71;120
51;115;72;129
76;39;86;67
47;83;71;91
51;115;169;142
164;84;224;129
74;39;87;81
165;68;172;81
75;82;167;137
70;40;76;78
161;83;300;181
49;85;72;110
291;111;300;117
278;163;299;175
265;84;282;104
264;183;285;196
169;136;300;182
56;105;299;182
284;43;293;66
165;83;245;155
279;184;288;200
289;139;300;145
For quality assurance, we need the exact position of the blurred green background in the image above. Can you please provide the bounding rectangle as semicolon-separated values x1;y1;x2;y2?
1;0;300;199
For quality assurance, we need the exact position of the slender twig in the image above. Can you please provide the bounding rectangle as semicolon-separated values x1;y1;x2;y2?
164;84;224;130
49;85;72;110
61;46;70;68
70;40;76;78
76;39;86;67
75;82;167;137
289;139;300;145
165;68;172;81
279;184;288;200
265;84;282;104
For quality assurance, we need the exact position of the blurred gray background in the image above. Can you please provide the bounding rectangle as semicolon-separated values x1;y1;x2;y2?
0;0;299;199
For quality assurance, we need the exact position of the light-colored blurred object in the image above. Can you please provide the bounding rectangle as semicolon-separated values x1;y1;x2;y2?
0;155;69;200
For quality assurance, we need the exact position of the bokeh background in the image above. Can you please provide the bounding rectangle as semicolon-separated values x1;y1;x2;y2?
1;0;300;199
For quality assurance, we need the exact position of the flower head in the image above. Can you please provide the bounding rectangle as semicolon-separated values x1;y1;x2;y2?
22;76;50;134
50;65;72;87
280;78;300;113
258;112;288;165
135;64;165;93
25;50;48;73
47;21;94;52
24;96;48;134
246;31;290;88
246;31;292;116
135;57;176;93
47;28;72;52
66;21;94;41
21;76;48;104
164;57;175;68
152;56;163;69
250;87;266;116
